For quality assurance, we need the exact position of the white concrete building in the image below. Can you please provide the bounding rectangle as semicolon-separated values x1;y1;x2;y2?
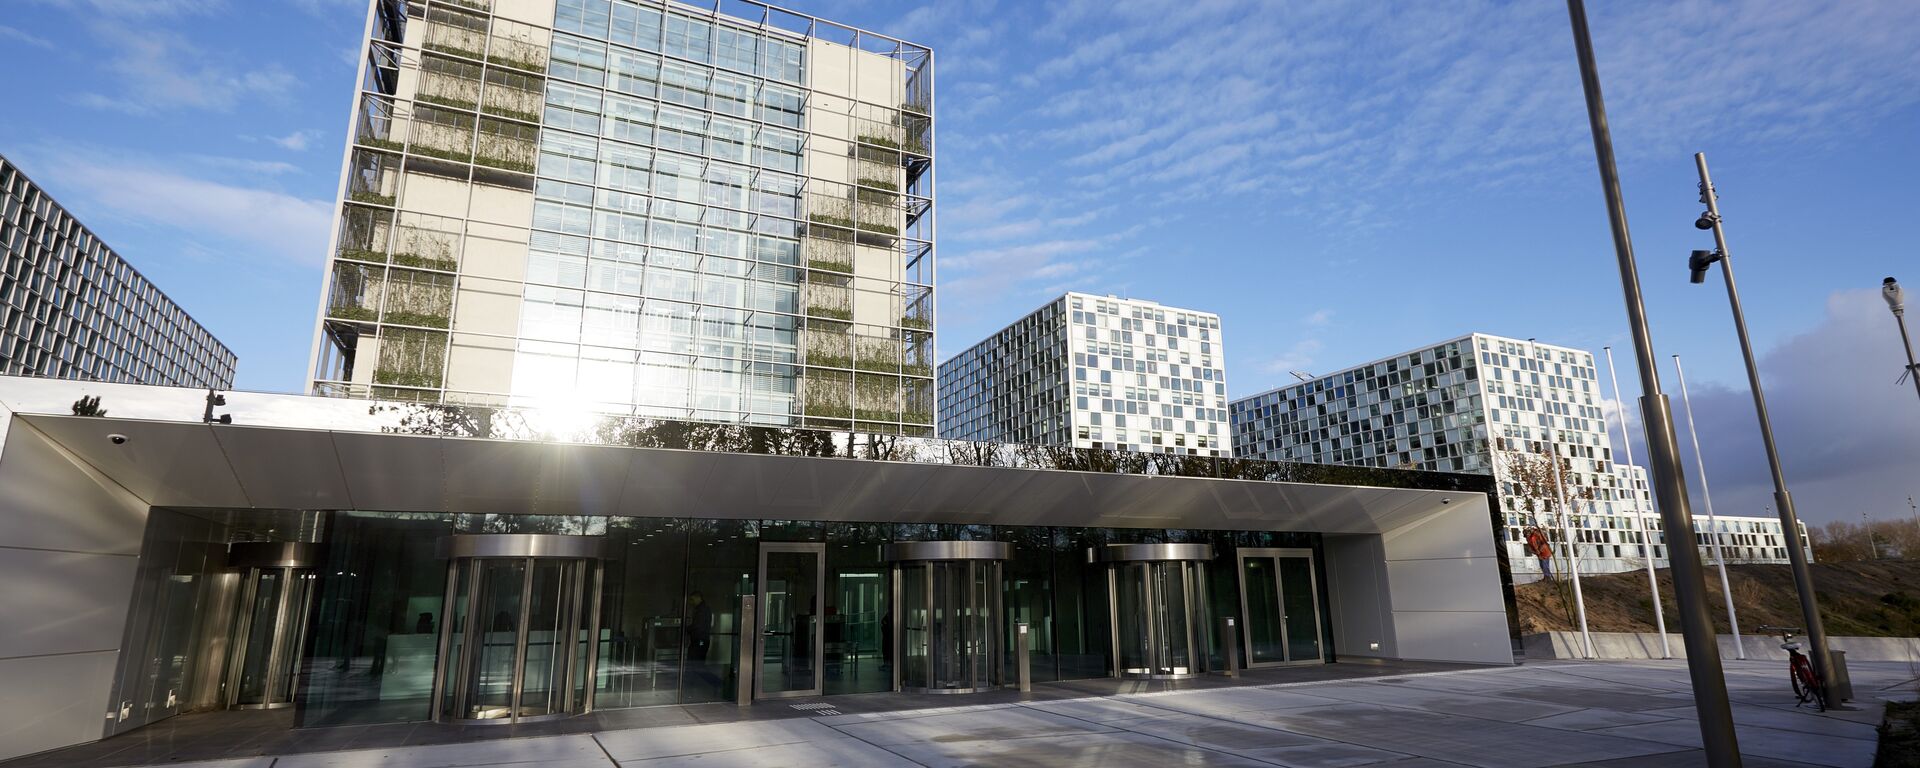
308;0;936;435
1230;332;1808;581
938;293;1229;456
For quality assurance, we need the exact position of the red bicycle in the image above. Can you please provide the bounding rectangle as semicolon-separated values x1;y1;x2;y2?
1759;625;1826;711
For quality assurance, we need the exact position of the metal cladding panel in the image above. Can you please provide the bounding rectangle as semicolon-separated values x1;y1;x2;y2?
0;418;149;554
892;463;995;517
0;546;138;658
616;449;720;517
441;437;554;515
329;431;446;512
24;416;249;509
532;444;635;518
212;425;351;509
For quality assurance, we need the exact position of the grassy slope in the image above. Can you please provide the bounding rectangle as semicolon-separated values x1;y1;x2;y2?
1515;559;1920;636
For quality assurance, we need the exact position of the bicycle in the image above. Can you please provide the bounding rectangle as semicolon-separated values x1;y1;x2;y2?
1757;624;1826;711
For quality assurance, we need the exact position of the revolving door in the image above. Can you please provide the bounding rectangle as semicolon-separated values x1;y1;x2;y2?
888;541;1009;694
1091;544;1213;680
433;535;606;724
224;542;319;709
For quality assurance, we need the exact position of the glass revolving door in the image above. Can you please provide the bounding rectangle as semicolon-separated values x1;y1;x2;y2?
224;543;320;709
887;541;1009;694
1091;544;1212;679
433;535;606;724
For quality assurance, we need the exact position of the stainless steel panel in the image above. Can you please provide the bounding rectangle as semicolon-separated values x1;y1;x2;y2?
1087;543;1214;563
884;541;1012;562
439;534;610;560
0;650;120;762
226;542;321;569
211;424;353;509
0;547;139;658
0;422;150;555
23;417;249;509
330;431;447;512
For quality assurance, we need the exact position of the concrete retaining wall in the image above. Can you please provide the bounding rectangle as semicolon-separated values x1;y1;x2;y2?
1524;631;1920;662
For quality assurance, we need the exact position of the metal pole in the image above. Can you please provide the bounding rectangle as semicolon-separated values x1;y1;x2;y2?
1862;513;1877;560
1219;617;1239;678
1565;3;1741;762
1546;431;1595;659
1673;355;1744;659
1888;293;1920;403
736;595;756;706
1015;623;1032;692
1605;346;1670;658
1694;152;1835;707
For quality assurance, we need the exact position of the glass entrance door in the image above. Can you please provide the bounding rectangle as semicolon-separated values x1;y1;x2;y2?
434;535;605;724
894;559;1002;693
225;565;316;709
1236;548;1323;667
1110;560;1207;678
756;543;824;699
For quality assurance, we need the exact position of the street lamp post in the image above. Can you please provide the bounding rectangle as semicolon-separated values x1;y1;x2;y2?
1688;151;1836;708
1673;355;1744;659
1884;278;1920;404
1564;2;1740;763
1604;346;1670;658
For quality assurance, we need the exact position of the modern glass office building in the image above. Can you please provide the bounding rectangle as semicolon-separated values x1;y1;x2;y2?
1229;332;1807;581
0;156;236;388
0;377;1513;760
308;0;935;435
939;293;1229;456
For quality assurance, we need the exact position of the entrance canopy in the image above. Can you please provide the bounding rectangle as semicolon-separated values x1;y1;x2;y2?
0;376;1515;762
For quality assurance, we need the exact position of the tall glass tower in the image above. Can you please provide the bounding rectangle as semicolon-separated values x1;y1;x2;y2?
308;0;934;434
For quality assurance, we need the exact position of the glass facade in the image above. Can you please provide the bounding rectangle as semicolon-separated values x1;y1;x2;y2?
139;508;1339;727
0;157;236;387
939;293;1229;456
313;0;934;435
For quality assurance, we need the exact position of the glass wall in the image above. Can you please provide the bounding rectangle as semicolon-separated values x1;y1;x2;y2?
300;512;452;726
101;509;1338;731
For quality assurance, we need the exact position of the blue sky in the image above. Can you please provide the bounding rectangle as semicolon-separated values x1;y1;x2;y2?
2;0;1917;525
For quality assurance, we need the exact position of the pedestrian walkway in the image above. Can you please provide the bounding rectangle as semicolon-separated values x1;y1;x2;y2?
18;659;1919;767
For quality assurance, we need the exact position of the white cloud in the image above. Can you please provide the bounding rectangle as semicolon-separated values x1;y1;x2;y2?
1609;290;1920;526
0;24;55;48
39;152;332;265
268;130;322;152
64;14;298;114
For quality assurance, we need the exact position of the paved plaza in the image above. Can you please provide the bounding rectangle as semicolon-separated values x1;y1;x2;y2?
24;659;1919;768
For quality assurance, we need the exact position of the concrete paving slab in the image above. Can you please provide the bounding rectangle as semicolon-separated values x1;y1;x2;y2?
273;734;611;768
1643;702;1882;740
1589;718;1877;768
1249;702;1678;768
1237;740;1417;767
853;729;1274;768
593;720;848;762
622;737;913;767
1516;707;1675;731
1292;681;1583;723
828;706;1114;748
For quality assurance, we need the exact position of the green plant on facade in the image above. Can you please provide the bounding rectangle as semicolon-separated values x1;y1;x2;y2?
485;53;546;73
807;306;852;321
482;105;541;123
340;248;386;263
417;93;479;112
855;408;898;423
902;410;933;425
330;305;378;322
349;191;396;206
808;213;856;229
857;177;899;192
903;362;932;378
439;0;490;13
854;187;898;205
899;316;930;331
807;404;853;420
859;221;900;236
392;253;459;272
374;370;442;388
474;155;535;173
383;311;451;329
807;257;852;273
424;42;486;62
357;137;406;153
410;144;475;164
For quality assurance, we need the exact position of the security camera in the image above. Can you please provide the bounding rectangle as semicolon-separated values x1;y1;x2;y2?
1688;249;1722;284
108;434;128;445
1694;212;1716;230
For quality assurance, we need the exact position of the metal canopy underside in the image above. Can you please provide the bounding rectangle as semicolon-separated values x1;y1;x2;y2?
19;413;1473;534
